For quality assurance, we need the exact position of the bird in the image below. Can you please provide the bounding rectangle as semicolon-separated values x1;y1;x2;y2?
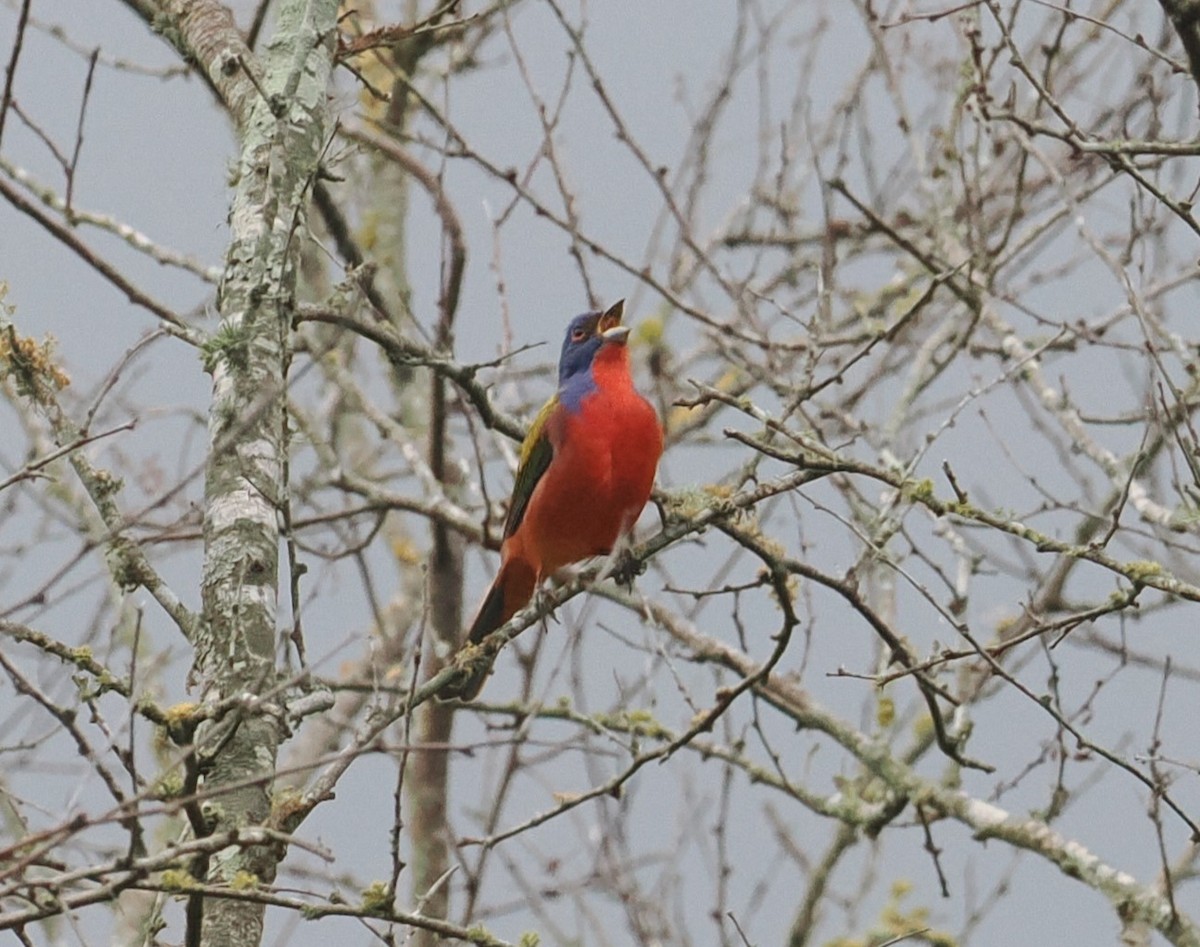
442;299;663;701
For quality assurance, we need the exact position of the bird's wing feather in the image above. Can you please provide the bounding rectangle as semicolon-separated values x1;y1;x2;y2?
502;395;558;538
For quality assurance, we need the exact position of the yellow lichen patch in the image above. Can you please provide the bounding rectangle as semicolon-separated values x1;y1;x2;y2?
161;702;204;743
159;869;199;893
164;702;202;726
900;478;936;504
912;713;935;741
0;321;71;403
1125;560;1163;583
633;315;664;348
390;535;423;565
876;694;896;729
665;486;717;519
229;870;259;891
360;880;391;913
150;770;185;801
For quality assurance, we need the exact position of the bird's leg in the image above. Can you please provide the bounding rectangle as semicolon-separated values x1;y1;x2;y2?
651;494;670;530
595;531;645;589
529;578;562;625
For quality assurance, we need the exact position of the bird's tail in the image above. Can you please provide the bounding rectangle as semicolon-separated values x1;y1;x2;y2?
440;558;537;701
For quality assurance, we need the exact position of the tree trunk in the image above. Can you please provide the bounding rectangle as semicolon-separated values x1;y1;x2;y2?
193;2;337;944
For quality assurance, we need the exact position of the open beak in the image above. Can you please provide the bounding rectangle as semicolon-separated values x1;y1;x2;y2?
598;299;629;344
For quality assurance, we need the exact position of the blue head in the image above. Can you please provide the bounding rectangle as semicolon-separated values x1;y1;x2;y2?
556;300;629;411
558;312;604;384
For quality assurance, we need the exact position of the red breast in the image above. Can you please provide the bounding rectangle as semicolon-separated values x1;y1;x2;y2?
505;343;662;578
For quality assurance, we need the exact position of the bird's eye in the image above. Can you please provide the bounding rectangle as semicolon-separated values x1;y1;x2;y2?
571;328;587;342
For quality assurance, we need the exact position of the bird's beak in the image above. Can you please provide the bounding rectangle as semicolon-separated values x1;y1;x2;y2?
601;324;630;344
598;299;624;332
598;299;629;344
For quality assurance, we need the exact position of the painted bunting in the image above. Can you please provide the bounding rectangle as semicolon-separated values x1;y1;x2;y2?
443;300;663;700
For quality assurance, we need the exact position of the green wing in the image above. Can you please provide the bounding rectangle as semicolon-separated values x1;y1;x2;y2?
502;395;558;538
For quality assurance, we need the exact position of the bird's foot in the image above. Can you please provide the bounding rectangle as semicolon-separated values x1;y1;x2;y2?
437;643;493;702
530;585;562;624
601;545;646;589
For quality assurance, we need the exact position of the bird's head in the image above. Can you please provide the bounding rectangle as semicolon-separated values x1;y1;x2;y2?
558;299;629;383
